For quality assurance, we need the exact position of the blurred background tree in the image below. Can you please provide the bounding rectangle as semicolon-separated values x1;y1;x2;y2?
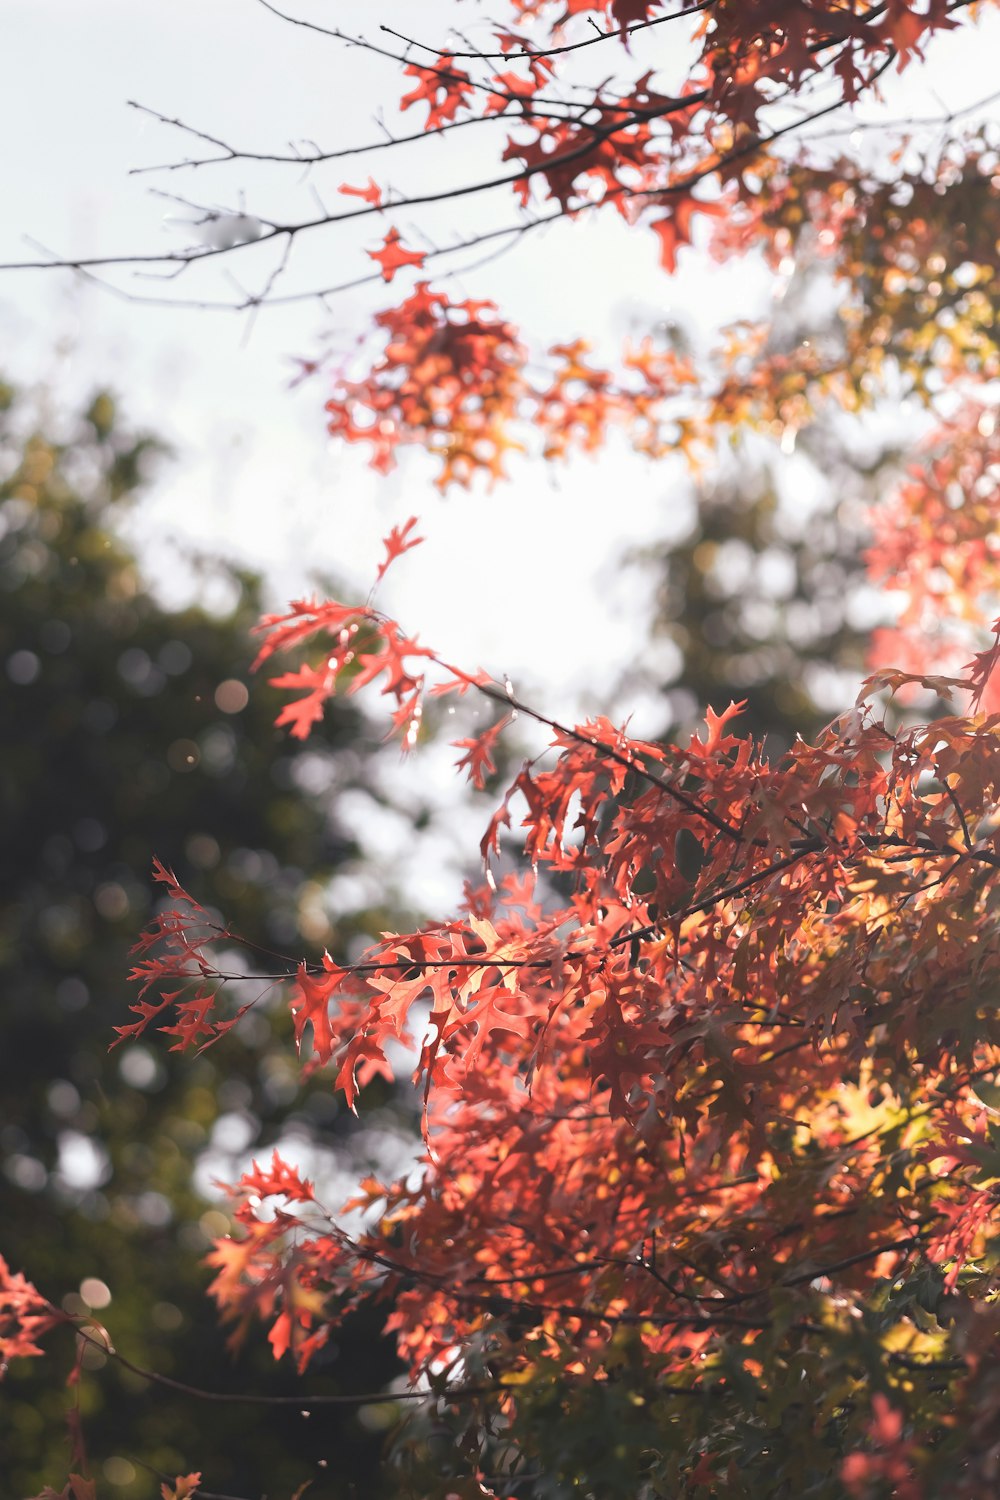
0;378;410;1499
631;283;900;753
641;446;866;749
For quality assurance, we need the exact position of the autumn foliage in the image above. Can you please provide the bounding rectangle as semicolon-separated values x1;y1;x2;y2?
9;0;1000;1496
103;554;1000;1496
311;0;1000;491
0;1255;61;1371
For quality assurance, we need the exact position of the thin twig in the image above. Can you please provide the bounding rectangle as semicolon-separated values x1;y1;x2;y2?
73;1325;495;1408
380;1;718;64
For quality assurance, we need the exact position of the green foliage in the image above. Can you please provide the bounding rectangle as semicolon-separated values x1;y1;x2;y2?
0;383;403;1498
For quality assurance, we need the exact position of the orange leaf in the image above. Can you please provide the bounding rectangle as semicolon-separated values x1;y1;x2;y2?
367;228;426;283
339;176;383;207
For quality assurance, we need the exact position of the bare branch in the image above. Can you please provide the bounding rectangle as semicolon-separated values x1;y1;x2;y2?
379;0;718;64
253;0;587;117
127;93;576;177
74;1324;496;1408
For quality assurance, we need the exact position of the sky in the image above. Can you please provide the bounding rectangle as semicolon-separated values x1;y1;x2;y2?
3;0;999;911
1;0;710;720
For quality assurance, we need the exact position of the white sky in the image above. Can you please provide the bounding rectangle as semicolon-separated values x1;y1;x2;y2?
1;0;714;724
3;0;999;909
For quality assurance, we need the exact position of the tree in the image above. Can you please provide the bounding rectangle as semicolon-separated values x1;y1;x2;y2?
630;261;909;754
6;3;1000;1498
0;380;407;1498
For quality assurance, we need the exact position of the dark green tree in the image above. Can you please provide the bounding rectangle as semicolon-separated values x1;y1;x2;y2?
643;455;867;750
0;381;407;1499
635;284;903;753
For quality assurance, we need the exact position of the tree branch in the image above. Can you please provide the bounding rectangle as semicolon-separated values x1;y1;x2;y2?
379;0;719;64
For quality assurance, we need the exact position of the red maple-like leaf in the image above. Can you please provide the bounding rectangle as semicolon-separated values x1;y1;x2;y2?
367;228;426;283
399;56;474;129
651;194;729;273
238;1151;316;1206
289;962;342;1065
964;619;1000;711
252;598;361;671
269;663;337;740
339;177;383;207
453;715;511;789
375;515;425;584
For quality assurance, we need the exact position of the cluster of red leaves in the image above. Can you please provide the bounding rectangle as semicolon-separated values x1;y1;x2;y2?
326;283;528;487
473;6;960;237
203;1152;333;1369
111;858;258;1055
117;534;1000;1396
867;402;1000;703
303;1;997;494
324;282;698;486
0;1255;61;1373
324;131;1000;490
842;1393;922;1500
504;0;957;67
417;0;961;211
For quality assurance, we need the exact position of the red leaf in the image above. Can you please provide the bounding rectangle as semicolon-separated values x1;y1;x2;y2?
651;194;728;273
253;598;360;671
375;515;425;584
289;962;342;1064
0;1256;62;1369
453;715;511;789
367;228;426;283
339;176;383;207
270;664;335;740
399;57;474;129
238;1150;316;1205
